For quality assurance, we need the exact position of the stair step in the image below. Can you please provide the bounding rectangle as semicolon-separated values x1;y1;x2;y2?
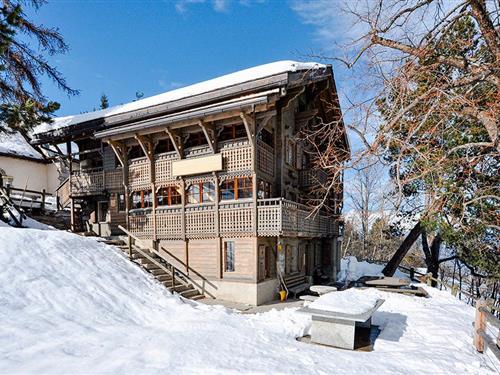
167;284;190;293
149;268;168;276
189;294;205;301
180;289;200;298
155;274;173;282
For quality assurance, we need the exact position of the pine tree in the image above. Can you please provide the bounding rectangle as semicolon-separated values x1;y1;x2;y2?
0;1;76;134
378;18;499;278
100;94;109;109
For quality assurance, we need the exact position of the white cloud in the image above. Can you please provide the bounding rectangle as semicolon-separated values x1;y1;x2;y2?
174;0;266;14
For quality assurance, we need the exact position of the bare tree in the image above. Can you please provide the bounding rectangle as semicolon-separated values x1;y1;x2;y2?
304;0;499;278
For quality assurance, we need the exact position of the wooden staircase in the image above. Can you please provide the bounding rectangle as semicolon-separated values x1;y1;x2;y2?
101;234;204;301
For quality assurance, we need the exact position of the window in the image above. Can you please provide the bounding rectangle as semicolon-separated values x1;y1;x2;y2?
185;131;208;149
220;179;235;200
154;138;174;154
186;182;215;204
258;128;274;147
257;179;271;199
131;190;153;209
237;177;252;199
224;241;235;272
157;186;181;206
219;123;247;142
128;145;145;160
117;193;126;212
220;177;253;201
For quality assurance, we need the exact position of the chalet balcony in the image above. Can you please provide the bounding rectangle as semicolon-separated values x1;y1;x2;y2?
70;168;124;196
70;168;105;196
128;198;338;240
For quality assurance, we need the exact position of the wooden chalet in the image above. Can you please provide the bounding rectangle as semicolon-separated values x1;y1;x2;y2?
32;61;349;305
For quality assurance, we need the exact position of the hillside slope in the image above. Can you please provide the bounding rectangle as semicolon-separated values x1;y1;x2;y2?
0;225;497;374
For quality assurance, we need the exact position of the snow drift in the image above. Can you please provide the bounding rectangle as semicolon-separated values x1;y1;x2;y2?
0;226;497;374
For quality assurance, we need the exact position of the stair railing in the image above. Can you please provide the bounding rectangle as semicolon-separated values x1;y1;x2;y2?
118;225;215;298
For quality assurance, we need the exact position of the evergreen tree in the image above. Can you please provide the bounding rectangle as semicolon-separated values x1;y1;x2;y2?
377;18;499;278
0;1;76;134
100;94;109;109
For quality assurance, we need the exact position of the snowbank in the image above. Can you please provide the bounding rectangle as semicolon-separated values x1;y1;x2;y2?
0;226;497;374
33;60;326;135
309;288;380;315
338;256;408;282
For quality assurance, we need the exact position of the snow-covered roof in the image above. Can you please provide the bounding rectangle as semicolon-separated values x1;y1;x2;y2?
0;131;43;160
33;60;326;136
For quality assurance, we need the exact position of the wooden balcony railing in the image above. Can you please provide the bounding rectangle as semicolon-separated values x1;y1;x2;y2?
128;157;150;190
220;141;253;173
127;198;337;240
258;198;336;238
70;168;104;196
155;152;179;183
185;204;216;238
156;206;183;239
219;201;254;235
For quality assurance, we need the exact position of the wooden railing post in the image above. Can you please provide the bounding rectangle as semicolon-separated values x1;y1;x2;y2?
128;235;133;259
474;299;487;353
41;189;46;211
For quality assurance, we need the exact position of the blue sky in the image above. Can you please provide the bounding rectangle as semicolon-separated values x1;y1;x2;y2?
28;0;349;116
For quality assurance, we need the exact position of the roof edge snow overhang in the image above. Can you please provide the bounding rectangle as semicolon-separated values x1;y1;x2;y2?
95;89;279;141
32;72;292;145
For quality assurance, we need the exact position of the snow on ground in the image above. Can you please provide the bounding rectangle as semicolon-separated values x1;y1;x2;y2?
0;131;43;159
0;226;498;374
33;61;325;136
338;256;408;282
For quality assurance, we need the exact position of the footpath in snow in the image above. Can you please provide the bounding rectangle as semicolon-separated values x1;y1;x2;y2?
0;224;498;374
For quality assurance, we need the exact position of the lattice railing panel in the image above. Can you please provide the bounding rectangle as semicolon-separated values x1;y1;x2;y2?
155;153;178;183
71;168;104;195
257;140;274;178
129;212;153;239
129;158;150;190
257;199;282;236
219;202;253;235
185;204;216;238
221;144;252;173
156;208;183;239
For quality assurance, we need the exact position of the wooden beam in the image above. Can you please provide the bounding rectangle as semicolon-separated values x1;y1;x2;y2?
108;141;126;167
240;112;255;147
134;134;153;161
198;120;216;153
165;128;183;158
256;111;276;135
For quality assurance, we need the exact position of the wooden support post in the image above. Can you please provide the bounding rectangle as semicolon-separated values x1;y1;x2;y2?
41;189;46;211
70;198;75;232
136;134;157;241
66;141;75;232
474;299;487;353
198;120;216;153
166;128;184;159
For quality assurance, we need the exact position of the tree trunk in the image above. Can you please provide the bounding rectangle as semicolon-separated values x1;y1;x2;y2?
422;232;442;287
382;221;423;276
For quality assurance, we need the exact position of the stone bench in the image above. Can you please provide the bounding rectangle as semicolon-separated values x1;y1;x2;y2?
298;299;384;350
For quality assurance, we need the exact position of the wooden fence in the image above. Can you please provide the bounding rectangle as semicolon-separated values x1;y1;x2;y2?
474;299;500;361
